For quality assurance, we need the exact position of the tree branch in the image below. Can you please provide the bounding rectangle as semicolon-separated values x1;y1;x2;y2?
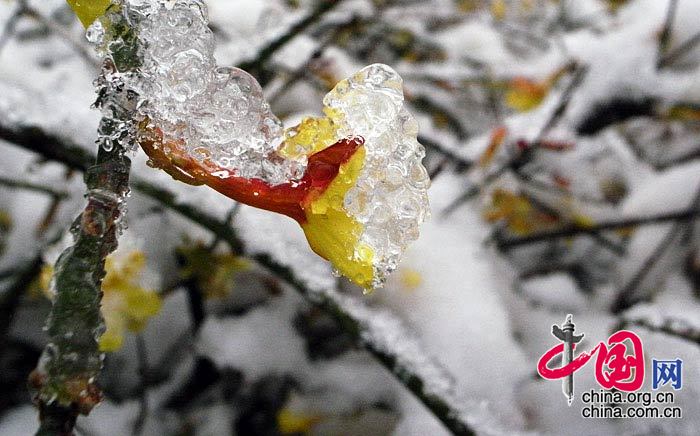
0;255;43;354
237;0;344;83
496;208;700;250
611;187;700;313
0;175;69;199
620;316;700;348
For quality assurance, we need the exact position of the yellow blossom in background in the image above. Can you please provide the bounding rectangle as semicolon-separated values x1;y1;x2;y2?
665;104;700;122
40;250;162;352
177;242;249;300
0;209;11;254
491;0;507;20
399;268;423;291
520;0;535;12
456;0;483;13
505;77;548;112
484;189;558;235
606;0;629;12
505;65;573;112
277;408;321;435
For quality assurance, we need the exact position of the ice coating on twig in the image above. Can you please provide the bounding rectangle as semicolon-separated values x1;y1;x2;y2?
87;0;430;290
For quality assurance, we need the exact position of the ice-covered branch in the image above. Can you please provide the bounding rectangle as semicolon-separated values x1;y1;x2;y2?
30;133;132;436
27;3;142;434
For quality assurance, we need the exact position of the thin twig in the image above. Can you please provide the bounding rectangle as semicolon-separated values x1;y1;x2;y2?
611;187;700;313
0;175;69;199
0;255;43;353
620;316;700;347
267;15;359;105
418;134;473;170
657;0;679;66
534;64;586;143
0;0;26;56
496;208;700;249
441;65;586;217
237;0;345;81
133;335;150;436
658;30;700;68
22;5;99;67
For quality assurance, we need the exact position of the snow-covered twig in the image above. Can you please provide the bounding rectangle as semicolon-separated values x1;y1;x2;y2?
612;186;700;313
495;208;700;250
238;0;345;81
21;4;99;67
657;0;679;65
658;31;700;69
0;1;25;56
619;315;700;348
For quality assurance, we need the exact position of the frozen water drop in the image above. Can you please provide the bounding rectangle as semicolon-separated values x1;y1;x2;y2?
85;21;105;44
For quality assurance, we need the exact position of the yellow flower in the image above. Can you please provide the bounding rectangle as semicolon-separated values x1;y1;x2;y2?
491;0;507;21
399;268;423;291
505;77;549;112
41;250;162;352
484;189;558;235
67;0;113;27
177;242;249;300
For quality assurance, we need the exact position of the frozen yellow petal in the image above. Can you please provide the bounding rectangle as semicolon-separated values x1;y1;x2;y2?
280;116;339;159
301;147;375;289
66;0;112;28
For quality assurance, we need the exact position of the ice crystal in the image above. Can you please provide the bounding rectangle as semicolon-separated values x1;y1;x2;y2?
324;65;431;287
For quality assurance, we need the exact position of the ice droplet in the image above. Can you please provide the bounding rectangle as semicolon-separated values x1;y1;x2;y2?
85;20;105;44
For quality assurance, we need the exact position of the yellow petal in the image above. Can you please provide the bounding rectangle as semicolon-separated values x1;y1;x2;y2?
491;0;507;20
99;311;126;352
66;0;113;28
301;147;375;289
280;116;339;159
123;286;162;332
505;78;548;112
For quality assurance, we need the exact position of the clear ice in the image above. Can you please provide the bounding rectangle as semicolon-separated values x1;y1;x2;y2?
89;0;430;289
